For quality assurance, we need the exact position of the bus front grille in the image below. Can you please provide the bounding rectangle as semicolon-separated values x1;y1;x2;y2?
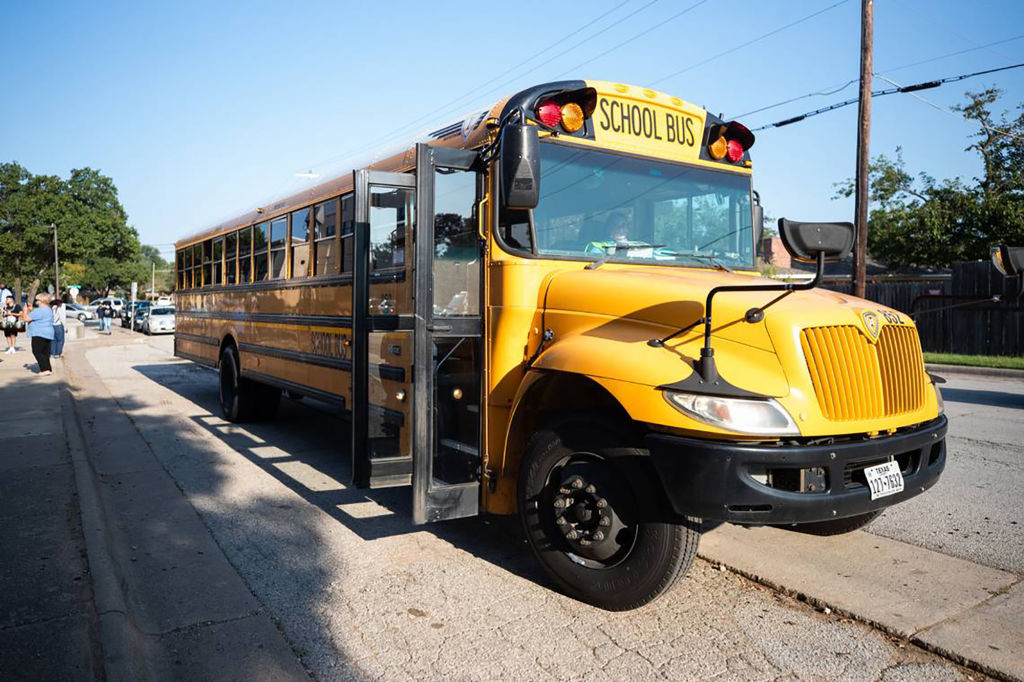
800;325;925;421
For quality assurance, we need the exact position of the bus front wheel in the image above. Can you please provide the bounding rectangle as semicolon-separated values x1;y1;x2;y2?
219;346;280;422
518;418;700;611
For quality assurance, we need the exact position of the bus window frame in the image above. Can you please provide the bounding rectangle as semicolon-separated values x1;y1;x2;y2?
290;207;311;279
225;231;237;285
238;226;253;284
490;140;758;271
313;197;340;277
269;216;288;280
212;237;224;286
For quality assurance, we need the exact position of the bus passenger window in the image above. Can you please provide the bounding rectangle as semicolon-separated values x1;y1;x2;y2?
212;238;223;285
290;208;310;278
369;187;412;270
201;240;212;287
225;232;237;285
313;199;339;276
254;222;269;281
270;216;287;279
238;227;253;283
341;194;354;274
176;251;185;290
192;243;202;288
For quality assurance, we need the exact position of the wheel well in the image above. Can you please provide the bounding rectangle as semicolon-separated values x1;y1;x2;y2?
218;334;237;367
504;371;635;478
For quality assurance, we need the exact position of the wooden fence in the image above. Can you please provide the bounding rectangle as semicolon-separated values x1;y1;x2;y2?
822;261;1023;356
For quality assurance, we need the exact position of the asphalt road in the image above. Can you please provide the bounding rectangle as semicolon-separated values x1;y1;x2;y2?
79;329;1000;681
867;373;1024;574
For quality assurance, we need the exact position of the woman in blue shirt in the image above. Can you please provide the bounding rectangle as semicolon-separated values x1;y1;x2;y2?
16;295;55;376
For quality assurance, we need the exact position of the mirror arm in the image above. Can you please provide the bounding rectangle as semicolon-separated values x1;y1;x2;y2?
696;251;824;382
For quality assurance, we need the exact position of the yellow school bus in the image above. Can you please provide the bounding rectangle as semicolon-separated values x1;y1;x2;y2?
174;79;947;610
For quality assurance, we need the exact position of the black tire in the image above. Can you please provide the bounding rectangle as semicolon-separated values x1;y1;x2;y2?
790;510;883;536
219;345;278;422
518;418;700;611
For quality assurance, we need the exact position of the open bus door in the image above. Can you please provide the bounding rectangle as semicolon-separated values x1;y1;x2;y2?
352;145;483;523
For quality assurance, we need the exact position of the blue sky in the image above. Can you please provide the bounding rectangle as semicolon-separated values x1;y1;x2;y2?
3;0;1022;260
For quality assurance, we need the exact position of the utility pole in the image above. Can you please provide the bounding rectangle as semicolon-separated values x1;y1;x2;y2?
152;261;156;297
852;0;873;298
52;223;60;300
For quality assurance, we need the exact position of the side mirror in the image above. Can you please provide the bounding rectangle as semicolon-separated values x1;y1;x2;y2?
992;244;1024;277
778;218;855;263
752;204;764;246
500;123;540;210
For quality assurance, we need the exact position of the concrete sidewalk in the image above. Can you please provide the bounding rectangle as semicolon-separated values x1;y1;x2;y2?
56;335;310;680
701;524;1024;681
0;350;102;680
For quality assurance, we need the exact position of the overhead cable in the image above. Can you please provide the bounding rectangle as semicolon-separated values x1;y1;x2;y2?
750;61;1024;131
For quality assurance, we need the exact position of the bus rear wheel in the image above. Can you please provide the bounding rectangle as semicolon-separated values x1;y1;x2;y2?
219;345;280;422
518;418;700;611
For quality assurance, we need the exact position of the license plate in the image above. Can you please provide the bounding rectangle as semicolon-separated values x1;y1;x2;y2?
864;460;904;500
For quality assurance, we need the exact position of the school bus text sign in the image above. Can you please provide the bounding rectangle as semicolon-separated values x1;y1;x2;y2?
589;86;706;164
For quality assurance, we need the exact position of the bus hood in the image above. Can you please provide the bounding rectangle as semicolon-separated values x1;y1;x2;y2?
537;265;905;399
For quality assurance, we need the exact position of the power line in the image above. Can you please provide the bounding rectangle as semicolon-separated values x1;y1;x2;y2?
551;0;710;79
874;73;1024;142
649;0;851;87
731;34;1024;121
296;0;659;177
750;61;1024;131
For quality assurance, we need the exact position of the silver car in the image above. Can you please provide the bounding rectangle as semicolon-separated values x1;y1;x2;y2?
143;307;175;335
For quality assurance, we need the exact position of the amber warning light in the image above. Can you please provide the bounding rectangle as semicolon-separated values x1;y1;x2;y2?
533;89;597;134
707;121;755;163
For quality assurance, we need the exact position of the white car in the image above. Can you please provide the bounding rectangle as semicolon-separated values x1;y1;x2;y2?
143;307;175;335
89;297;127;313
65;303;96;321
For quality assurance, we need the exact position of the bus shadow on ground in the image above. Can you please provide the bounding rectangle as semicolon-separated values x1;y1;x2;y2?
130;362;544;586
941;386;1024;410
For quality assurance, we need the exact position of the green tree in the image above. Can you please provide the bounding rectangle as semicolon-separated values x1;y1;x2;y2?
834;89;1024;269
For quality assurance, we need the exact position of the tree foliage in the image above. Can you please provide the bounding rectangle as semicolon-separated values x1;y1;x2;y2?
834;88;1024;269
0;162;156;296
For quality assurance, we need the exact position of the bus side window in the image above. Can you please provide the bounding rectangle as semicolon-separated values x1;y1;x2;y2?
212;238;223;285
369;187;411;270
341;193;354;274
254;222;269;281
270;217;287;279
176;251;184;289
202;240;212;287
238;226;253;283
192;243;202;288
225;232;237;285
499;206;533;252
313;199;339;276
290;207;310;278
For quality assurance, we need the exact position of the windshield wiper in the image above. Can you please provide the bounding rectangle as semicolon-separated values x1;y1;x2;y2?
672;252;733;272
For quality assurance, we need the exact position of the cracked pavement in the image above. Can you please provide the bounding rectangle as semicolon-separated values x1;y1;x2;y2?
74;332;996;681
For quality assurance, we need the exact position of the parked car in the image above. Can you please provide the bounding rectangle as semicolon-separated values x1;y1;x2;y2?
132;309;148;332
142;307;175;335
155;296;173;306
121;300;152;328
65;303;95;321
89;297;126;314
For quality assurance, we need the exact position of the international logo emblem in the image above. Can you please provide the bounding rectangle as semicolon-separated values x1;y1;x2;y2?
861;311;880;340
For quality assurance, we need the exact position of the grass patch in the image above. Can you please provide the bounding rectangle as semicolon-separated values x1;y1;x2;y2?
924;352;1024;370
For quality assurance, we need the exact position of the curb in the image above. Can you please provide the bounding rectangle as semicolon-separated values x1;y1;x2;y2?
59;360;153;681
926;362;1024;380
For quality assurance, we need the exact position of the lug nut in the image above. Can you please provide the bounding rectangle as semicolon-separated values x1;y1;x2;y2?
592;531;605;542
565;530;580;540
578;539;591;546
553;497;566;509
599;516;611;526
596;498;607;509
571;478;584;490
555;517;566;525
584;484;596;494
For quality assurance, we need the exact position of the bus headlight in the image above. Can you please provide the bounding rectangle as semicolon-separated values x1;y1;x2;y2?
663;391;800;436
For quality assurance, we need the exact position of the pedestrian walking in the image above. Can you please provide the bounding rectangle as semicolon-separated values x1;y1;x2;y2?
97;300;113;334
3;295;23;354
50;299;67;358
16;294;54;376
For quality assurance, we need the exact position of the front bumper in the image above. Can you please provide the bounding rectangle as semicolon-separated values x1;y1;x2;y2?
645;415;947;524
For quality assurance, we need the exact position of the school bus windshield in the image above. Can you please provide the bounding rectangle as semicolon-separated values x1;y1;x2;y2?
527;142;755;269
